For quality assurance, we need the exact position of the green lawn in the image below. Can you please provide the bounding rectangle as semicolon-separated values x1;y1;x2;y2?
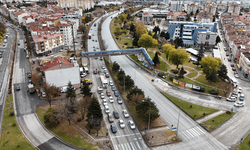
235;133;250;150
36;107;100;150
201;112;234;131
0;95;35;150
186;72;198;78
162;92;218;120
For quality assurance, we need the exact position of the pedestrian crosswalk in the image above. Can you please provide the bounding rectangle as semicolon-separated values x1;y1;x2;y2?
114;140;149;150
179;126;205;141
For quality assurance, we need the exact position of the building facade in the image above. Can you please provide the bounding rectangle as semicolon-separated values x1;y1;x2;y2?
204;2;217;15
57;0;94;10
170;0;183;11
187;2;198;15
228;2;240;15
142;12;153;25
239;52;250;78
196;31;217;47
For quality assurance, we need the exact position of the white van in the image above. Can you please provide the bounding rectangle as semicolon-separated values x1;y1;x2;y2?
60;86;67;93
84;67;89;74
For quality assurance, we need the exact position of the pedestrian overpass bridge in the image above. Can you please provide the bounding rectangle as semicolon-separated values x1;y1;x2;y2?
80;48;155;70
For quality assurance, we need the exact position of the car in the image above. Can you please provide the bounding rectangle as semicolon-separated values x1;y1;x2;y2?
128;120;136;130
232;92;238;98
234;71;238;75
102;65;105;69
113;110;119;119
93;69;97;74
114;91;119;97
46;53;50;56
232;68;236;71
95;57;98;59
100;57;103;60
108;113;114;123
98;71;102;74
42;92;46;98
230;64;234;67
235;74;239;78
104;69;108;73
110;124;117;133
122;110;129;118
238;87;242;93
100;93;105;99
81;73;87;78
27;71;31;78
227;57;231;61
109;81;113;86
109;97;114;103
111;85;116;91
234;101;244;107
93;46;95;48
105;73;110;78
119;120;125;128
117;97;123;104
92;39;94;41
16;85;21;91
82;79;90;83
239;94;245;101
95;40;97;42
93;48;96;51
226;97;236;102
226;53;230;56
106;90;111;96
104;105;110;113
103;99;108;105
59;49;64;52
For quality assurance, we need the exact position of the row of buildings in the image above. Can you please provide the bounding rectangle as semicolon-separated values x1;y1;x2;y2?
220;12;250;78
0;2;91;56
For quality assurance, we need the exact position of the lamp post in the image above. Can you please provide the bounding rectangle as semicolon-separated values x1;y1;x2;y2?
143;100;151;140
176;100;183;136
70;22;76;60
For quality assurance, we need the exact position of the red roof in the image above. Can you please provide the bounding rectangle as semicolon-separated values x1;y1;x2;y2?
40;58;73;71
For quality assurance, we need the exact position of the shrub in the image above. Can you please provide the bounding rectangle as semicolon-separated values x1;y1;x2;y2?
12;123;16;127
158;72;166;78
226;111;231;114
170;75;178;81
77;118;82;122
9;111;14;116
203;113;206;116
36;67;40;72
209;89;219;95
124;42;128;45
172;70;179;74
200;87;205;92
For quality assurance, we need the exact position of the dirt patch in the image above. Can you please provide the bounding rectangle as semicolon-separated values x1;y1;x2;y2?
143;129;181;147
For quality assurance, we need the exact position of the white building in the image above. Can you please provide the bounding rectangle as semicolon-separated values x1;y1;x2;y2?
187;2;198;15
204;2;217;15
171;0;183;11
239;52;250;78
57;0;94;10
58;20;73;46
228;1;241;15
196;31;217;47
142;12;153;25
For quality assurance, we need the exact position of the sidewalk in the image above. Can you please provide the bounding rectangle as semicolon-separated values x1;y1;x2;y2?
196;110;225;124
141;126;170;135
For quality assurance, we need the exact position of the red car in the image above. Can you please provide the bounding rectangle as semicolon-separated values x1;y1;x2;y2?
106;90;111;96
93;69;97;74
46;54;50;56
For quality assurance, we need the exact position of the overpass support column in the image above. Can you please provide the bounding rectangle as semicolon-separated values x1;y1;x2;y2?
108;55;111;64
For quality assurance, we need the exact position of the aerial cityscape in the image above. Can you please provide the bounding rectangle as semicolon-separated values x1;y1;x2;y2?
0;0;250;150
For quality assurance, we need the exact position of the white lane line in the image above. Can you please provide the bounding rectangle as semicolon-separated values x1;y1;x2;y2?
196;126;205;134
185;129;194;138
130;142;135;150
124;143;128;150
181;131;191;140
121;144;125;150
126;143;131;150
190;128;199;136
136;141;141;149
141;140;147;148
118;144;121;150
114;145;118;150
192;127;201;136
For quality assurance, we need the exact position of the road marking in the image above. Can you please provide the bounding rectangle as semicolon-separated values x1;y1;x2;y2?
181;131;190;140
196;126;205;134
114;145;118;150
130;142;135;150
185;129;194;138
189;128;199;136
136;141;141;149
112;133;139;138
124;143;128;150
141;140;147;148
126;143;131;150
121;144;125;150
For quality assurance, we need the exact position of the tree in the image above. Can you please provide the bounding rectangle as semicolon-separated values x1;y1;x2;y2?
196;9;199;14
200;56;222;77
174;37;183;48
197;44;204;65
217;64;228;79
218;82;232;96
148;31;152;36
112;61;120;72
123;23;130;30
135;97;160;123
206;69;218;82
162;44;175;59
164;32;170;40
87;97;103;135
152;32;158;39
78;96;91;120
130;23;135;32
178;66;185;79
216;36;221;44
124;75;134;90
66;81;76;99
78;24;86;33
31;74;39;87
135;21;147;37
160;31;165;37
153;26;160;35
132;34;139;47
80;82;92;97
138;34;158;49
168;48;190;69
119;13;127;23
153;52;160;65
43;82;58;107
127;86;145;104
44;107;58;127
117;69;125;81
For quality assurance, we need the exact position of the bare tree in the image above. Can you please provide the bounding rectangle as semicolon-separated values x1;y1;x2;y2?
78;96;91;120
218;82;233;97
43;82;58;107
130;93;144;104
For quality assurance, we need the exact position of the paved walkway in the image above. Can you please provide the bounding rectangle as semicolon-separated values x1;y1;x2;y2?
196;110;225;124
141;126;170;135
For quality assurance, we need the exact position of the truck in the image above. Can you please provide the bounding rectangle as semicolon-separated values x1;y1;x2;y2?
81;57;88;67
4;39;7;43
100;74;108;88
88;33;91;39
27;83;35;94
97;86;103;94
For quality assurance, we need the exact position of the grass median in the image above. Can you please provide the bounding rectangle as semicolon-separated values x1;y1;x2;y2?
162;92;218;120
0;95;34;150
235;134;250;150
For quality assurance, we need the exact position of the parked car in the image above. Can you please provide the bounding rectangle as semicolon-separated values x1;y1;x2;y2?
122;110;129;118
106;90;111;96
238;87;242;93
42;92;46;98
105;73;110;78
232;92;238;98
108;113;114;123
109;97;114;103
128;120;136;130
234;101;244;107
100;57;103;60
230;64;234;67
117;97;123;104
110;124;117;133
16;85;20;91
119;120;125;128
102;65;105;69
114;91;119;97
104;69;108;73
27;71;32;78
113;110;119;119
232;68;236;71
100;93;105;99
235;74;239;78
226;97;236;102
93;69;97;74
226;53;230;56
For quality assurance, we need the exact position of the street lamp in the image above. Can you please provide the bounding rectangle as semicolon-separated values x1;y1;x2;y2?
176;100;183;136
142;100;151;140
70;22;76;60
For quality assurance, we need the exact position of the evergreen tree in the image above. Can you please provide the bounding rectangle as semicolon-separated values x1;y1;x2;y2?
164;32;170;40
80;82;92;97
125;75;135;90
127;86;145;103
130;23;135;32
153;26;160;34
206;69;218;83
160;31;165;37
178;66;185;79
217;64;228;79
153;33;158;39
153;52;160;65
112;61;120;72
87;97;103;131
132;34;139;47
148;31;152;36
216;36;221;44
117;69;125;81
66;81;76;99
197;44;204;66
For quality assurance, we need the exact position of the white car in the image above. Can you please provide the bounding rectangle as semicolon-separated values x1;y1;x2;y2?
226;97;236;102
103;99;107;105
123;110;129;118
42;92;46;98
110;80;113;86
81;73;87;78
104;69;108;73
128;120;135;130
105;105;110;113
109;97;114;103
234;102;244;107
102;65;105;69
100;93;105;99
235;74;239;78
238;87;242;93
119;120;125;128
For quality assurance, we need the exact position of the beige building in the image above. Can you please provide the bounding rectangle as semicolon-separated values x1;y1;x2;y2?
228;2;241;15
57;0;94;10
187;2;198;15
239;52;250;78
204;2;217;15
197;11;213;23
142;12;153;25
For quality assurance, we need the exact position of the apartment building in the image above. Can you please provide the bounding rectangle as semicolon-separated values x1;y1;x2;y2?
197;11;213;23
204;2;217;15
142;12;153;25
239;52;250;78
57;0;94;10
58;20;73;46
170;0;183;11
187;2;198;15
228;1;240;15
196;31;217;47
